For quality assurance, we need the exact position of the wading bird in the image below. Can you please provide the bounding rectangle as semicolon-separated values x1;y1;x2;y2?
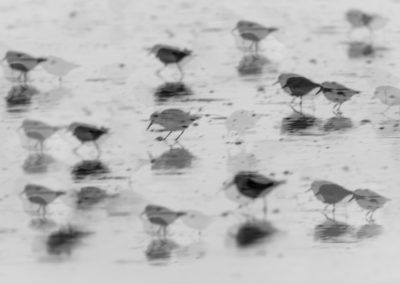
373;85;400;114
4;51;46;83
148;44;192;81
147;108;200;141
222;171;285;218
67;122;109;158
19;119;61;153
346;9;388;36
317;82;360;115
353;189;390;222
41;56;79;82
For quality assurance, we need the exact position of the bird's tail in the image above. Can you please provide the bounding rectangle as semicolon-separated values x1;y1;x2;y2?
177;211;187;217
56;191;67;197
37;57;47;63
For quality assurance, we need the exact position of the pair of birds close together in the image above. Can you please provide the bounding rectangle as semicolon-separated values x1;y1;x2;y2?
309;180;390;221
276;73;360;114
19;119;108;158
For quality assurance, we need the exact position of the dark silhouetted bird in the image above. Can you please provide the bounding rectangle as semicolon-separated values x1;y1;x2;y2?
317;81;360;114
67;122;109;158
149;44;192;81
353;189;390;222
4;51;47;83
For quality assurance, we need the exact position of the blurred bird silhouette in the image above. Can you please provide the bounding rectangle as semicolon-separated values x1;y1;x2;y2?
181;210;214;236
75;186;117;209
41;56;79;82
353;189;390;222
148;44;192;81
3;50;46;83
373;85;400;114
67;122;109;158
19;119;61;153
22;183;66;217
222;171;285;218
141;204;186;237
147;109;200;141
317;81;360;115
346;9;388;37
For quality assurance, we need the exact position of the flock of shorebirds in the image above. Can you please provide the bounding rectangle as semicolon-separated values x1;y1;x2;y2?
4;8;393;247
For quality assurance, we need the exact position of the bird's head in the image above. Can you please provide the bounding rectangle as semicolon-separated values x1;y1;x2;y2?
37;57;47;63
4;51;24;62
23;183;47;195
147;44;163;55
147;112;161;130
67;122;80;132
307;180;326;194
274;73;299;87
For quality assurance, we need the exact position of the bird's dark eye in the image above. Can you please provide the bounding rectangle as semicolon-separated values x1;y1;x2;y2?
17;54;22;57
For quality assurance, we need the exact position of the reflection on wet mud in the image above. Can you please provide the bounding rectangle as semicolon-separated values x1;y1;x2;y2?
314;219;354;242
145;238;179;262
30;217;57;231
154;82;192;101
233;220;276;248
237;55;269;75
323;116;353;131
22;153;56;173
71;160;110;180
5;85;38;112
281;112;320;134
347;42;374;58
226;149;259;173
355;223;383;239
46;225;92;256
150;147;195;171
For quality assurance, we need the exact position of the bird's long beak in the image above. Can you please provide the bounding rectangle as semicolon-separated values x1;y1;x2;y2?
272;80;279;86
315;87;323;95
220;179;234;191
305;187;312;193
146;121;153;130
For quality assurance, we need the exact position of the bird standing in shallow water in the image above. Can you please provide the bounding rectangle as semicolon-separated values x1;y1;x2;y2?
4;51;47;83
276;73;321;112
22;183;66;217
147;109;200;141
41;56;79;83
373;86;400;115
67;122;109;159
148;44;192;81
222;171;285;218
141;204;186;237
308;180;354;218
19;119;61;153
346;9;388;37
317;82;360;115
353;189;390;222
233;20;278;55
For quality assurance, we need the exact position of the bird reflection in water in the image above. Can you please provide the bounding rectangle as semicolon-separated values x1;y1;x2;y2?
71;160;110;180
30;217;57;231
22;153;56;173
46;225;92;256
230;219;276;248
314;219;354;242
237;55;270;76
5;84;38;111
149;145;195;171
356;223;383;239
281;112;320;135
145;238;179;263
323;115;353;132
347;42;375;58
154;82;192;102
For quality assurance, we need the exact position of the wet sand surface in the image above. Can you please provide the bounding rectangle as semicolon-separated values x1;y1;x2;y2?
1;0;400;283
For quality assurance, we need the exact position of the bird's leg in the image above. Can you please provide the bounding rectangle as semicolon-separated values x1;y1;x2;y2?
163;131;173;140
299;97;303;113
254;42;259;56
23;72;28;85
331;204;336;220
162;226;167;239
262;198;268;220
156;65;166;80
175;129;186;141
332;103;339;115
337;103;343;115
93;141;102;159
382;105;392;115
369;210;376;222
176;63;184;82
39;141;44;154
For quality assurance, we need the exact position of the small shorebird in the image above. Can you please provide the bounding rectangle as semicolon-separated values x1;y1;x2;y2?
181;210;214;235
41;56;79;82
222;171;285;218
147;109;200;141
141;204;186;237
308;180;354;217
76;186;116;209
373;85;400;114
22;183;66;217
276;73;320;112
19;119;61;153
346;9;388;34
233;20;278;54
353;189;390;222
4;51;47;83
317;82;360;114
148;44;192;81
67;122;109;158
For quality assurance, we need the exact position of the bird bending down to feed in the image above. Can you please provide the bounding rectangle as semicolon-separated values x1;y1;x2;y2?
308;180;354;217
19;119;61;153
41;56;79;82
373;86;400;114
67;122;109;159
141;204;186;237
233;20;278;54
316;82;360;115
148;44;192;81
222;171;285;218
22;183;66;217
353;189;389;222
147;108;200;141
3;50;47;83
275;73;320;112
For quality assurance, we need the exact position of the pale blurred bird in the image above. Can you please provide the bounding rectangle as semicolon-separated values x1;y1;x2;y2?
141;204;186;237
181;210;214;234
373;85;400;114
317;82;360;114
353;189;390;221
41;56;79;82
67;122;109;158
19;119;61;152
222;171;285;217
308;180;354;216
276;73;320;111
233;20;278;54
148;44;192;81
22;183;66;217
147;109;200;140
225;110;261;138
4;51;47;82
76;186;117;209
346;9;388;31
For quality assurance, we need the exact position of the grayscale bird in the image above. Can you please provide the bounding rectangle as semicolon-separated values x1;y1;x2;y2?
67;122;109;158
148;44;192;81
41;56;79;82
147;109;200;141
308;180;354;217
222;171;285;218
346;9;388;32
75;186;117;209
141;204;186;237
317;82;360;115
22;183;66;217
19;119;61;153
4;51;47;83
353;189;390;222
373;85;400;114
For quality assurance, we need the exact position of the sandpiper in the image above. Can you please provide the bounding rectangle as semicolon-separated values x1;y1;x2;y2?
317;81;360;115
353;189;390;222
4;51;46;83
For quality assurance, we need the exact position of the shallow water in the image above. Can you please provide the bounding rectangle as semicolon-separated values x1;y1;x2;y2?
1;0;400;283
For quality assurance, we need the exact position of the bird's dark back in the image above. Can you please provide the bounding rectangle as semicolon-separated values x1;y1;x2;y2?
157;48;190;64
285;77;320;97
235;173;275;199
318;184;353;204
73;125;108;142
